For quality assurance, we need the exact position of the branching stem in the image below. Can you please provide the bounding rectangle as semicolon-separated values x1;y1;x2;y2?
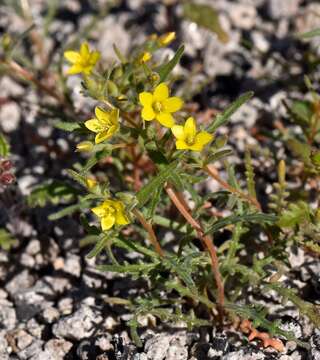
132;208;164;257
164;184;225;321
204;164;261;211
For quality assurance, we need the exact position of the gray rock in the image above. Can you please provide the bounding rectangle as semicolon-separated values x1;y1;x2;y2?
27;318;44;338
310;329;320;360
0;103;21;133
0;298;16;330
41;307;60;324
229;3;257;30
5;270;34;297
52;304;103;341
64;254;81;277
145;332;188;360
0;330;10;359
17;340;44;360
222;347;267;360
16;330;34;351
267;0;301;19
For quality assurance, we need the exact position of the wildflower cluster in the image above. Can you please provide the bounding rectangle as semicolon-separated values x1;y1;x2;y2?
63;38;214;231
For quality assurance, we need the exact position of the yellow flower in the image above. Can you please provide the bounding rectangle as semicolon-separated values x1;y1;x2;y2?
139;51;152;63
64;42;100;75
91;199;130;231
86;178;97;189
139;83;183;128
158;32;176;46
171;117;213;152
76;141;93;152
85;107;119;144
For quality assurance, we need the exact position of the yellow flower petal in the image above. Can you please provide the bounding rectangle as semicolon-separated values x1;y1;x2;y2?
90;51;101;65
171;125;185;140
64;51;81;63
67;64;83;75
153;83;169;101
80;42;90;57
139;92;153;107
184;117;196;139
163;97;183;113
95;107;110;124
159;32;176;46
95;131;111;144
109;108;120;125
176;140;189;150
156;112;175;128
84;119;104;133
101;216;115;231
195;131;213;147
92;205;105;218
142;106;155;121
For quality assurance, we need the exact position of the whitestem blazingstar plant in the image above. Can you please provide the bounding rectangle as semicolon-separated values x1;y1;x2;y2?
23;34;320;351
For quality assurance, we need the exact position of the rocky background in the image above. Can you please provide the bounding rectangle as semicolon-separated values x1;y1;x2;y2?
1;0;320;359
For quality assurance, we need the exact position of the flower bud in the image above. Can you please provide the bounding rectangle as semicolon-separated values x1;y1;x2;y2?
76;141;93;152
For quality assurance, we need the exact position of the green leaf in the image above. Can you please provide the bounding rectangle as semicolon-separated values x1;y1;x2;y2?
204;149;233;165
207;92;254;133
97;262;159;276
87;234;110;258
205;213;277;235
27;181;78;208
48;200;90;220
182;2;229;43
0;132;10;157
67;169;87;187
0;229;17;250
53;120;81;132
297;28;320;39
278;201;311;228
156;45;184;83
136;160;179;207
286;139;311;164
287;100;313;127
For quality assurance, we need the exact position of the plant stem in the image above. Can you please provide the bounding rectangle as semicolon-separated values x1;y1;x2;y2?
1;59;69;108
204;164;261;211
132;208;164;257
164;184;225;321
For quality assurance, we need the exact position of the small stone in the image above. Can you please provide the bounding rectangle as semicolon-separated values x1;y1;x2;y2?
0;298;16;330
64;254;81;277
95;336;113;352
25;239;41;255
145;332;187;360
229;3;257;30
58;297;73;315
267;0;301;19
0;103;21;133
310;329;320;360
26;318;44;338
44;339;73;358
5;270;35;296
279;316;302;339
52;305;103;341
16;330;33;351
17;339;44;360
42;307;60;324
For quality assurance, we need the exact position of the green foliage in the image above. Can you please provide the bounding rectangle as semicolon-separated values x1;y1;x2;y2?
7;14;320;349
182;2;229;43
28;181;79;208
0;229;17;250
0;133;10;157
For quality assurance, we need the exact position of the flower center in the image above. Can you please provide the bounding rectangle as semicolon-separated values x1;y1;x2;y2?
153;101;163;113
185;134;195;145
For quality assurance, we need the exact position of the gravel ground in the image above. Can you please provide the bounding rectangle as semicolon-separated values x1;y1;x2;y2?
1;0;320;359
